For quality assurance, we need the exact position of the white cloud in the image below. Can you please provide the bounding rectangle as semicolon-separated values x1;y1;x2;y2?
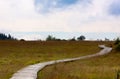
0;0;120;33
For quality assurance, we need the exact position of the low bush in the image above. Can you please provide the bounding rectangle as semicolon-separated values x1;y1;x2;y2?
114;38;120;51
115;43;120;51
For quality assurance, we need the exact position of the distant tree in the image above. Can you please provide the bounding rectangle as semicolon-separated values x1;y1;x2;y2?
46;35;59;41
46;35;63;41
77;35;86;41
105;38;109;41
69;37;76;41
0;33;6;40
0;33;16;40
55;38;61;41
46;35;53;41
20;39;25;41
8;34;12;40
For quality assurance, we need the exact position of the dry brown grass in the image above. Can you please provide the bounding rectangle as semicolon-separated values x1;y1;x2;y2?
0;40;112;79
39;48;120;79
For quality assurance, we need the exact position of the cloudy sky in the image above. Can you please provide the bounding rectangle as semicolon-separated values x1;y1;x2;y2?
0;0;120;40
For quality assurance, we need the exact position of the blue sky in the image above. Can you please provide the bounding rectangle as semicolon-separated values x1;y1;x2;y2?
35;0;79;7
109;0;120;16
0;0;120;40
34;0;91;13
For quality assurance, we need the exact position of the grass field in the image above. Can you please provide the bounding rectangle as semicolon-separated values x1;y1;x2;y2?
39;43;120;79
0;41;113;79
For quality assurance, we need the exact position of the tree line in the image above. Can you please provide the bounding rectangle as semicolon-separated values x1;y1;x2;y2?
46;35;86;41
0;33;16;40
0;33;86;41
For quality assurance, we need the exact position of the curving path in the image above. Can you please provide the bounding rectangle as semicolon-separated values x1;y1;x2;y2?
10;45;112;79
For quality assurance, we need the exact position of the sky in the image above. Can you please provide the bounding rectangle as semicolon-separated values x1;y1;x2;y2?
0;0;120;40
